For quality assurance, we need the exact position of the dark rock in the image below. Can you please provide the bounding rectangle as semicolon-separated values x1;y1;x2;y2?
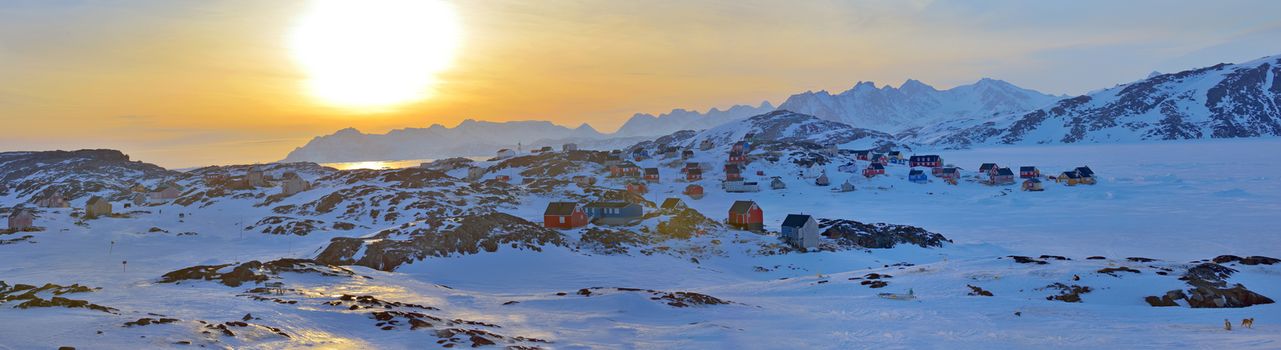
1086;256;1106;260
1097;267;1141;276
1007;256;1048;264
967;285;994;297
817;218;950;249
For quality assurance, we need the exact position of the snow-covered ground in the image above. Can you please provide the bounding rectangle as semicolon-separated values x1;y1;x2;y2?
2;138;1279;349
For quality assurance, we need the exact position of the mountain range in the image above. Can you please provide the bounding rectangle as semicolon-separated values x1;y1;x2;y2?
286;54;1281;163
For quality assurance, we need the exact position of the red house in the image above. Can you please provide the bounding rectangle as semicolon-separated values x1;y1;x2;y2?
610;164;641;177
728;150;747;164
495;175;511;183
909;155;943;168
643;168;660;182
863;163;885;177
1019;166;1040;178
870;153;889;165
686;168;703;181
853;150;871;161
727;200;763;231
543;202;588;229
627;182;648;194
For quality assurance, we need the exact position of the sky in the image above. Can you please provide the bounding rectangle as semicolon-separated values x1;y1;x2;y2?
2;0;1280;168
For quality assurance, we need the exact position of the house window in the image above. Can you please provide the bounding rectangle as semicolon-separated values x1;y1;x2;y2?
559;217;565;224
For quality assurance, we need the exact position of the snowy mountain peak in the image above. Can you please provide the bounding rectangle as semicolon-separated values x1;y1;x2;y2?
778;78;1059;132
915;53;1281;147
612;101;777;138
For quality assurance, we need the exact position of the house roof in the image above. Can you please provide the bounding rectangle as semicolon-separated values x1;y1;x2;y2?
1020;166;1038;172
728;200;757;214
660;198;684;209
853;150;871;155
995;167;1014;176
87;196;108;206
909;169;924;175
1075;166;1095;176
941;167;958;174
782;214;812;228
867;163;884;170
725;167;740;174
1025;178;1042;183
586;201;635;209
687;168;702;176
544;202;579;216
888;151;902;156
909;155;941;162
980;163;998;170
1061;171;1082;179
644;168;659;175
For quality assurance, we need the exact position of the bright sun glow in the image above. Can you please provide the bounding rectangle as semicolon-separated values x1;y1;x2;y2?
289;0;462;111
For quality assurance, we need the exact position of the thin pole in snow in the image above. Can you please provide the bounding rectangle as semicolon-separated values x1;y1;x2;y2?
108;240;114;255
121;260;127;272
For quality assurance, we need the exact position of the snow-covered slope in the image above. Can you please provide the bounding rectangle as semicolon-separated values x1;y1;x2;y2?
0;149;182;205
612;101;776;138
283;119;609;163
634;109;899;153
777;78;1062;132
916;55;1281;147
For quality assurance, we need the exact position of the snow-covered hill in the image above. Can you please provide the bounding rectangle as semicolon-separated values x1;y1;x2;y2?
0;149;182;205
916;54;1281;147
777;78;1062;132
612;101;776;138
633;110;899;153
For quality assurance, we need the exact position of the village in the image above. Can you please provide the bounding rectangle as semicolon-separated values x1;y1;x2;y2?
4;136;1099;254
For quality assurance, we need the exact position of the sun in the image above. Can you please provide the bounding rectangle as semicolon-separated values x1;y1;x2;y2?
289;0;462;111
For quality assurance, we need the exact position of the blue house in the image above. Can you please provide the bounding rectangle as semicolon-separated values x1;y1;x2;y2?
908;169;927;183
584;202;643;226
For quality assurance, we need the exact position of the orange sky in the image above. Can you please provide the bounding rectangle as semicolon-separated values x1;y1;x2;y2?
2;0;1279;168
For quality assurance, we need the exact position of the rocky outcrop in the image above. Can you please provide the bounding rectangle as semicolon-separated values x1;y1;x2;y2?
818;218;950;249
0;281;115;313
1144;263;1274;308
315;213;567;271
158;258;357;287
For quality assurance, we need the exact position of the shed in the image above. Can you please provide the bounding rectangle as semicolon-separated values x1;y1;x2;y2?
979;163;999;174
770;177;786;190
1022;178;1045;191
990;167;1015;185
7;209;34;231
908;169;927;183
684;184;705;199
643;168;660;182
85;196;112;218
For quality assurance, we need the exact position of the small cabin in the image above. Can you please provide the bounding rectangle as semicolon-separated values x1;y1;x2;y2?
684;184;705;199
85;196;112;219
538;146;553;153
131;193;146;207
494;175;512;183
1019;166;1040;178
659;198;687;211
280;172;311;195
496;148;516;159
938;167;960;180
699;139;715;151
770;177;786;190
1074;166;1097;184
732;141;750;153
853;150;871;161
863;163;885;177
909;155;942;168
584;202;643;226
681;150;694;159
990;167;1015;185
815;172;831;186
781;214;819;249
835;179;855;192
1057;171;1082;186
1022;178;1044;192
543;202;588;229
908;169;927;183
245;167;267;187
627;182;648;195
662;147;678;159
562;143;578;152
723;180;761;193
632;149;650;161
727;200;764;231
686;168;703;181
823;145;840;156
643;168;660;183
887;151;905;163
7;209;34;231
36;192;69;208
979;163;999;174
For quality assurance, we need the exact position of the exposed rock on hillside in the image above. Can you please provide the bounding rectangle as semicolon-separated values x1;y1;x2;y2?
817;219;950;248
315;213;567;271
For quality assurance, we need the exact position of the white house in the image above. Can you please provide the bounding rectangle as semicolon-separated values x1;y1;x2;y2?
781;214;819;249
